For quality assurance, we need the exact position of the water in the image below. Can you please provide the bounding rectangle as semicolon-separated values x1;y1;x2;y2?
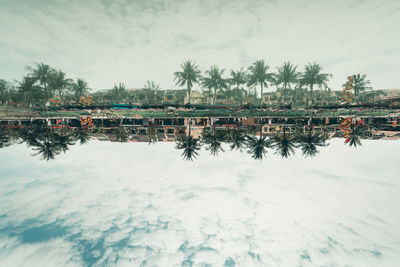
0;138;399;266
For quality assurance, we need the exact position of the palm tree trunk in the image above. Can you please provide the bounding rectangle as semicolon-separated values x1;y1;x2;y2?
260;83;264;104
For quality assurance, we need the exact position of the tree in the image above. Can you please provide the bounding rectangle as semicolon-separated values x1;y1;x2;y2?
144;81;162;105
17;76;44;105
245;124;270;160
0;79;11;104
228;128;246;151
201;127;227;156
230;69;247;103
274;62;299;104
28;63;54;99
300;63;331;105
49;70;72;102
112;82;128;103
247;60;274;104
175;119;201;160
350;74;371;100
272;126;297;158
296;126;329;157
72;79;90;103
201;65;227;104
174;60;201;104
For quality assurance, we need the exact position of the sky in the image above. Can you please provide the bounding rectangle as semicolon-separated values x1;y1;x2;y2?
0;140;400;266
0;0;399;91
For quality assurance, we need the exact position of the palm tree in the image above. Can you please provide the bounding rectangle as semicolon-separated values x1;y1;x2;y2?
247;60;274;104
274;62;299;104
230;69;247;104
245;124;270;160
175;119;201;160
296;126;329;157
49;70;72;102
272;126;297;158
300;63;331;105
350;74;371;101
74;128;90;145
112;82;128;103
201;65;227;104
72;79;90;103
114;126;129;143
228;128;246;151
28;63;54;99
201;127;227;156
174;60;201;105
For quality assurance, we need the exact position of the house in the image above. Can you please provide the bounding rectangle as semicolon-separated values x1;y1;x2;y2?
184;90;204;104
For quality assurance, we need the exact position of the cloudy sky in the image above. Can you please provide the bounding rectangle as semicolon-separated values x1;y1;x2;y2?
0;140;400;266
0;0;399;91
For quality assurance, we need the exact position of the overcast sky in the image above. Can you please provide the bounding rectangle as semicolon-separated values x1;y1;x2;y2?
0;0;399;91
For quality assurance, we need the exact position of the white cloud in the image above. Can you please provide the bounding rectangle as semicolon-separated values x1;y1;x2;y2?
1;0;399;91
0;140;400;266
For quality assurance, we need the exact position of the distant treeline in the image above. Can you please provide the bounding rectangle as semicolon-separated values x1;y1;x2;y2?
0;60;377;107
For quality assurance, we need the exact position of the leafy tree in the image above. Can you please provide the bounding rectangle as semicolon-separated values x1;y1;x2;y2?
49;70;72;102
201;65;227;104
112;82;128;103
350;74;371;100
274;62;299;104
230;69;248;104
72;79;90;103
247;60;274;104
28;63;54;99
300;63;331;104
174;60;201;104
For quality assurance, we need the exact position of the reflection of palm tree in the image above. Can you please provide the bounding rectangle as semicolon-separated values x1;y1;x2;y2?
175;120;201;161
228;128;246;151
0;127;13;148
296;126;329;157
114;126;129;143
245;125;270;160
202;127;227;156
346;124;364;148
74;128;90;145
32;138;58;161
272;126;296;158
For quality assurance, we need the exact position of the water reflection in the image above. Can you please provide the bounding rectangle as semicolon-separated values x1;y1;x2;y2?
0;116;398;161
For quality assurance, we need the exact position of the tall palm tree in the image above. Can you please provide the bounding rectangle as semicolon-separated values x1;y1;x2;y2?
274;62;299;104
230;68;247;104
247;60;274;104
49;70;72;102
175;119;201;160
174;60;201;105
72;79;90;103
201;127;227;156
28;63;54;99
201;65;227;104
300;63;331;105
296;126;329;157
272;126;297;158
350;74;371;101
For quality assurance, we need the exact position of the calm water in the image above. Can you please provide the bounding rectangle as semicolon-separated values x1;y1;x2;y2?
0;139;399;266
